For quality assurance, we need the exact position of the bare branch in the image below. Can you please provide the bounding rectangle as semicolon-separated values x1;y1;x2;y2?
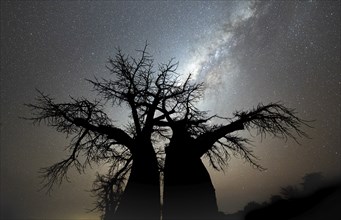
199;103;311;170
89;156;133;219
235;102;311;143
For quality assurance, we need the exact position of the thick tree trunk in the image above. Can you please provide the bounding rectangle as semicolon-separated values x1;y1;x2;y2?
163;145;219;220
114;141;160;220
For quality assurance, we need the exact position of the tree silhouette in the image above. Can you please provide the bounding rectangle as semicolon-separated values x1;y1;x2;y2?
25;45;310;220
89;156;132;220
245;173;340;220
25;45;200;220
301;172;323;194
157;75;310;219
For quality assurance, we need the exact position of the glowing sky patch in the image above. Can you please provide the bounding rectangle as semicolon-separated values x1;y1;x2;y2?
184;1;257;88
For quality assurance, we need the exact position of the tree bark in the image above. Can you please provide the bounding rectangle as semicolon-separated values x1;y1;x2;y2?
163;142;219;220
114;140;160;220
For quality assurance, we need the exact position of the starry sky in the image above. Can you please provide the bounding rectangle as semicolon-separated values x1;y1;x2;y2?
1;1;340;219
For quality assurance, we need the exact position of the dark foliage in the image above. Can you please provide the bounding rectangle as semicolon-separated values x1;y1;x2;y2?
244;173;341;220
245;184;341;220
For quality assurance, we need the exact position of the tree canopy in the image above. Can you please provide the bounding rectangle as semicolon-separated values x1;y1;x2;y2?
25;45;311;220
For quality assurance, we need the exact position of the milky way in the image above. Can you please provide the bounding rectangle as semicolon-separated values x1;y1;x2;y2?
1;1;340;219
184;1;256;83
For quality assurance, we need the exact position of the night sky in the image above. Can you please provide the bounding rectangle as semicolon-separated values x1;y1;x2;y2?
1;1;340;219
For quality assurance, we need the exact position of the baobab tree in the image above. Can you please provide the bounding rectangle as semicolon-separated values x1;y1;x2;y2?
25;45;198;220
26;45;310;220
158;75;310;220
